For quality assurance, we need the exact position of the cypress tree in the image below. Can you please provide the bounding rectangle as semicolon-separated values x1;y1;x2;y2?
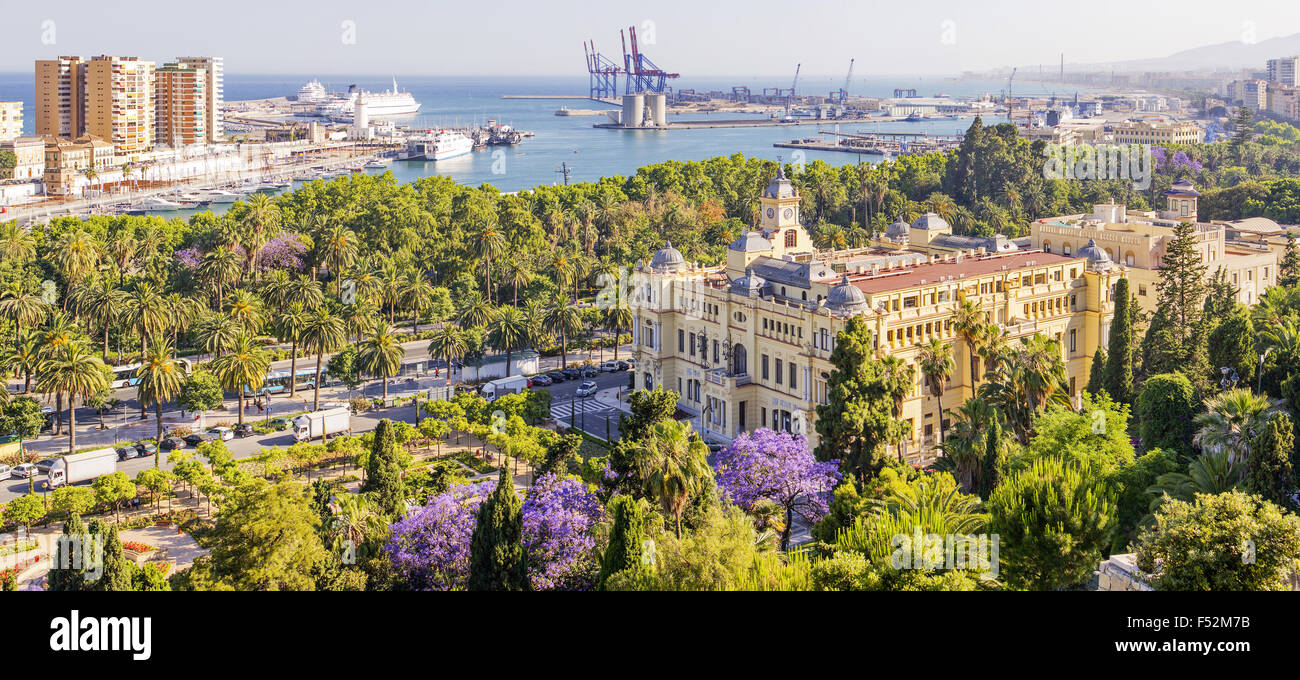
1104;278;1134;403
1085;347;1108;396
1246;414;1296;511
814;316;904;482
94;522;136;592
1280;233;1299;288
599;495;647;589
467;469;528;591
1145;221;1207;379
978;415;1006;500
48;514;90;592
366;419;406;517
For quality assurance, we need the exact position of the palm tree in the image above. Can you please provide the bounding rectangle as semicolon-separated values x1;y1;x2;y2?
358;320;405;401
198;245;243;309
936;398;999;493
471;222;507;299
487;305;530;376
542;298;583;370
951;298;985;386
880;355;916;461
273;302;309;397
916;338;954;445
52;230;102;291
38;312;79;435
210;333;270;426
631;419;712;538
121;281;171;383
0;221;36;264
1193;388;1275;464
225;289;265;333
301;306;346;411
427;324;467;393
105;231;138;286
1146;450;1244;519
500;259;533;308
135;339;186;466
320;225;360;294
0;285;48;350
193;311;240;359
979;333;1069;441
37;340;108;456
603;303;633;362
241;193;281;276
456;293;494;330
399;270;436;332
67;278;123;361
0;331;41;393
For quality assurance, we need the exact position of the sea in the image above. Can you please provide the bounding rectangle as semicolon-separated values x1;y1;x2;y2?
0;73;1098;210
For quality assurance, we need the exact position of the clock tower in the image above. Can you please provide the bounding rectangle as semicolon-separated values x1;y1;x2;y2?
758;164;811;256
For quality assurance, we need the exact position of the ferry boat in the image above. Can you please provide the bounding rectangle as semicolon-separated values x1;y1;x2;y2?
317;78;420;120
403;130;473;161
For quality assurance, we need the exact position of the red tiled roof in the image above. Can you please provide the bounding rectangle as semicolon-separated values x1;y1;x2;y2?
848;251;1082;294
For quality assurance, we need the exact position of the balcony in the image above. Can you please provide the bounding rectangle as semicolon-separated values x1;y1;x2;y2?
705;369;751;390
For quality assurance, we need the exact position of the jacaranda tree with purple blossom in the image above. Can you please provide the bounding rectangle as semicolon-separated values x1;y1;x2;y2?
715;429;841;550
521;473;606;590
385;481;493;590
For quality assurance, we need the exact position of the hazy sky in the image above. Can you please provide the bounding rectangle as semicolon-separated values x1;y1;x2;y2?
2;0;1298;76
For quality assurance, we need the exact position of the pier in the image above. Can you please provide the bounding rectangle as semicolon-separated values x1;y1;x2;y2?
775;130;964;156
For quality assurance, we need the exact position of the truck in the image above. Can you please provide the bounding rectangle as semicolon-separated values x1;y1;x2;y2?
37;448;118;489
292;407;352;442
480;375;530;401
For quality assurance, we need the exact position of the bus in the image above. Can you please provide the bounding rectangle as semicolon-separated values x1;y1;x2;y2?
245;367;327;397
110;358;193;389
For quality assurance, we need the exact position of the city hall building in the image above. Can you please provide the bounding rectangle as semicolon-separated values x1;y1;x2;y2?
631;168;1122;461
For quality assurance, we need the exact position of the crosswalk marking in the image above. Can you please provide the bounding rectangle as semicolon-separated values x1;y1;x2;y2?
550;400;614;420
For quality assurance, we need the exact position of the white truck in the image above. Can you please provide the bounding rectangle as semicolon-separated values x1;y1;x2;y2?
292;407;352;442
481;375;530;401
38;448;118;489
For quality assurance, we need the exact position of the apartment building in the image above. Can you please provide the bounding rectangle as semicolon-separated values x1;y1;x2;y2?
34;56;86;137
0;102;22;141
42;137;92;195
1268;84;1300;121
0;137;44;181
175;56;223;142
1030;180;1279;313
83;56;155;156
1267;56;1299;87
1108;118;1203;145
630;169;1119;460
155;62;207;147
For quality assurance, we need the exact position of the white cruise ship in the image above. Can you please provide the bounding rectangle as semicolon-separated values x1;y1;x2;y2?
403;130;473;161
318;78;420;120
297;79;329;104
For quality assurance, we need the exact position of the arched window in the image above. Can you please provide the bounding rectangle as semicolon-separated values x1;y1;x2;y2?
1063;243;1072;256
1043;240;1052;254
732;344;748;376
1124;251;1135;266
785;230;797;247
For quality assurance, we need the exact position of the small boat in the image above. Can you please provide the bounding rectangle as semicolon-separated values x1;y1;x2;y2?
364;158;392;168
292;173;317;182
904;112;925;122
127;197;182;214
202;190;245;204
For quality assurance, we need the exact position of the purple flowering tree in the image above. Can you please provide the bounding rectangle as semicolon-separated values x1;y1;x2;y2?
714;429;841;550
385;481;493;590
175;247;203;270
257;233;307;272
521;473;606;590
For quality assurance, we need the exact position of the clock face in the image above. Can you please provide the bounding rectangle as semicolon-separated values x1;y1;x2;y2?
783;208;794;220
766;208;775;218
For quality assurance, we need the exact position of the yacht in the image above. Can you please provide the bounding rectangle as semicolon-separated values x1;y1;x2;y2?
202;190;246;204
364;158;392;168
127;197;182;214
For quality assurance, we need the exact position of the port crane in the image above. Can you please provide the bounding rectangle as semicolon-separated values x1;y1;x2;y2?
621;26;679;95
584;39;623;101
832;58;855;104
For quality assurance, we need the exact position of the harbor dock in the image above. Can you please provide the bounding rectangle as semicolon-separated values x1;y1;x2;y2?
775;131;965;156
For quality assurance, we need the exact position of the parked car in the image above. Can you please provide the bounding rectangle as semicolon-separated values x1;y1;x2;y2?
600;361;621;373
546;371;567;383
11;463;35;478
183;431;217;447
267;417;292;431
615;360;632;371
624;358;637;369
581;366;600;378
234;423;255;438
209;426;235;441
0;464;12;479
530;374;553;386
116;446;136;461
160;436;186;451
135;441;157;458
561;367;582;380
575;381;599;397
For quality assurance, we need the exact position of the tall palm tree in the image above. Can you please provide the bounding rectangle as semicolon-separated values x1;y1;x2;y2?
241;193;281;276
471;222;507;299
301;306;346;411
631;419;712;538
880;355;916;461
0;285;48;351
274;302;309;397
603;303;634;362
320;225;360;294
37;312;79;435
979;333;1069;441
198;245;243;309
121;281;171;368
916;338;954;445
456;293;494;331
542;298;582;370
37;340;108;456
487;305;530;376
225;289;265;334
1193;388;1275;464
68;278;124;361
0;221;36;264
500;258;533;308
937;398;999;493
135;339;186;466
52;230;102;292
399;270;435;332
0;331;40;393
193;311;240;359
105;231;138;286
951;298;985;387
357;320;405;401
210;333;270;426
427;324;467;393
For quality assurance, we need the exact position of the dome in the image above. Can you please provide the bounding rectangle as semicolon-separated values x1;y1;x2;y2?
910;212;951;231
1164;178;1200;197
650;241;686;272
728;231;772;253
1076;238;1113;271
730;268;769;297
763;164;797;199
825;275;868;314
885;218;910;241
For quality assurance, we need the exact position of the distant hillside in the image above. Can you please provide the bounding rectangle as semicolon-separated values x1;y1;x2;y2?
1088;32;1300;73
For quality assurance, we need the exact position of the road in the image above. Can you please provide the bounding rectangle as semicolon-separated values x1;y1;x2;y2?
0;352;636;503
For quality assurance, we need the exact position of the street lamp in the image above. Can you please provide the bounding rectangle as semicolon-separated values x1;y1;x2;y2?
1258;348;1273;394
1219;367;1239;391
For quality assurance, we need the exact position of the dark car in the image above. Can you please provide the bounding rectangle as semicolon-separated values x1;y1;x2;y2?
530;374;553;386
160;436;186;451
116;446;136;461
581;366;600;378
134;441;158;458
547;371;567;383
267;417;292;431
183;431;217;447
234;423;256;438
615;360;631;371
561;367;582;380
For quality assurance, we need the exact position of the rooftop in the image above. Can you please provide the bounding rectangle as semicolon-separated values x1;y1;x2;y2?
846;251;1081;295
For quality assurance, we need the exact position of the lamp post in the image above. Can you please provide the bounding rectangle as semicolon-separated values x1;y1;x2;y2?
1258;348;1273;394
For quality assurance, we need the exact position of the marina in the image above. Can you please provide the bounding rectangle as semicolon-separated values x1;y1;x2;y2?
774;130;966;156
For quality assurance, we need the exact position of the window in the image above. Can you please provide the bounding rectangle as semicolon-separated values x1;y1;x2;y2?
775;360;783;385
788;362;797;390
1043;240;1052;254
761;354;770;380
1069;329;1077;354
785;229;797;247
678;329;685;353
689;333;697;357
1138;285;1147;296
1063;244;1072;256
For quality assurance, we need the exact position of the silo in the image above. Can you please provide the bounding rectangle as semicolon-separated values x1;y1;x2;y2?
622;93;645;128
648;93;667;127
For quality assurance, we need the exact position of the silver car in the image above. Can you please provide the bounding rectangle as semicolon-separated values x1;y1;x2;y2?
575;381;599;397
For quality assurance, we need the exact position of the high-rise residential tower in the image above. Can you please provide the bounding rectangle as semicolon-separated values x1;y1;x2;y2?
175;56;223;142
83;55;155;155
35;56;86;137
155;62;207;147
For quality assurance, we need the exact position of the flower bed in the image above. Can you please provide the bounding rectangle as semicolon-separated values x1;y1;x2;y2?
122;541;157;553
450;451;497;475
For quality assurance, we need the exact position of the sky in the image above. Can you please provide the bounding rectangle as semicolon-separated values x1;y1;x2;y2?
1;0;1298;77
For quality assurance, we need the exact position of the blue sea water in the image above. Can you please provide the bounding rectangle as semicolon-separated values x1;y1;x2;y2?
0;73;1091;194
